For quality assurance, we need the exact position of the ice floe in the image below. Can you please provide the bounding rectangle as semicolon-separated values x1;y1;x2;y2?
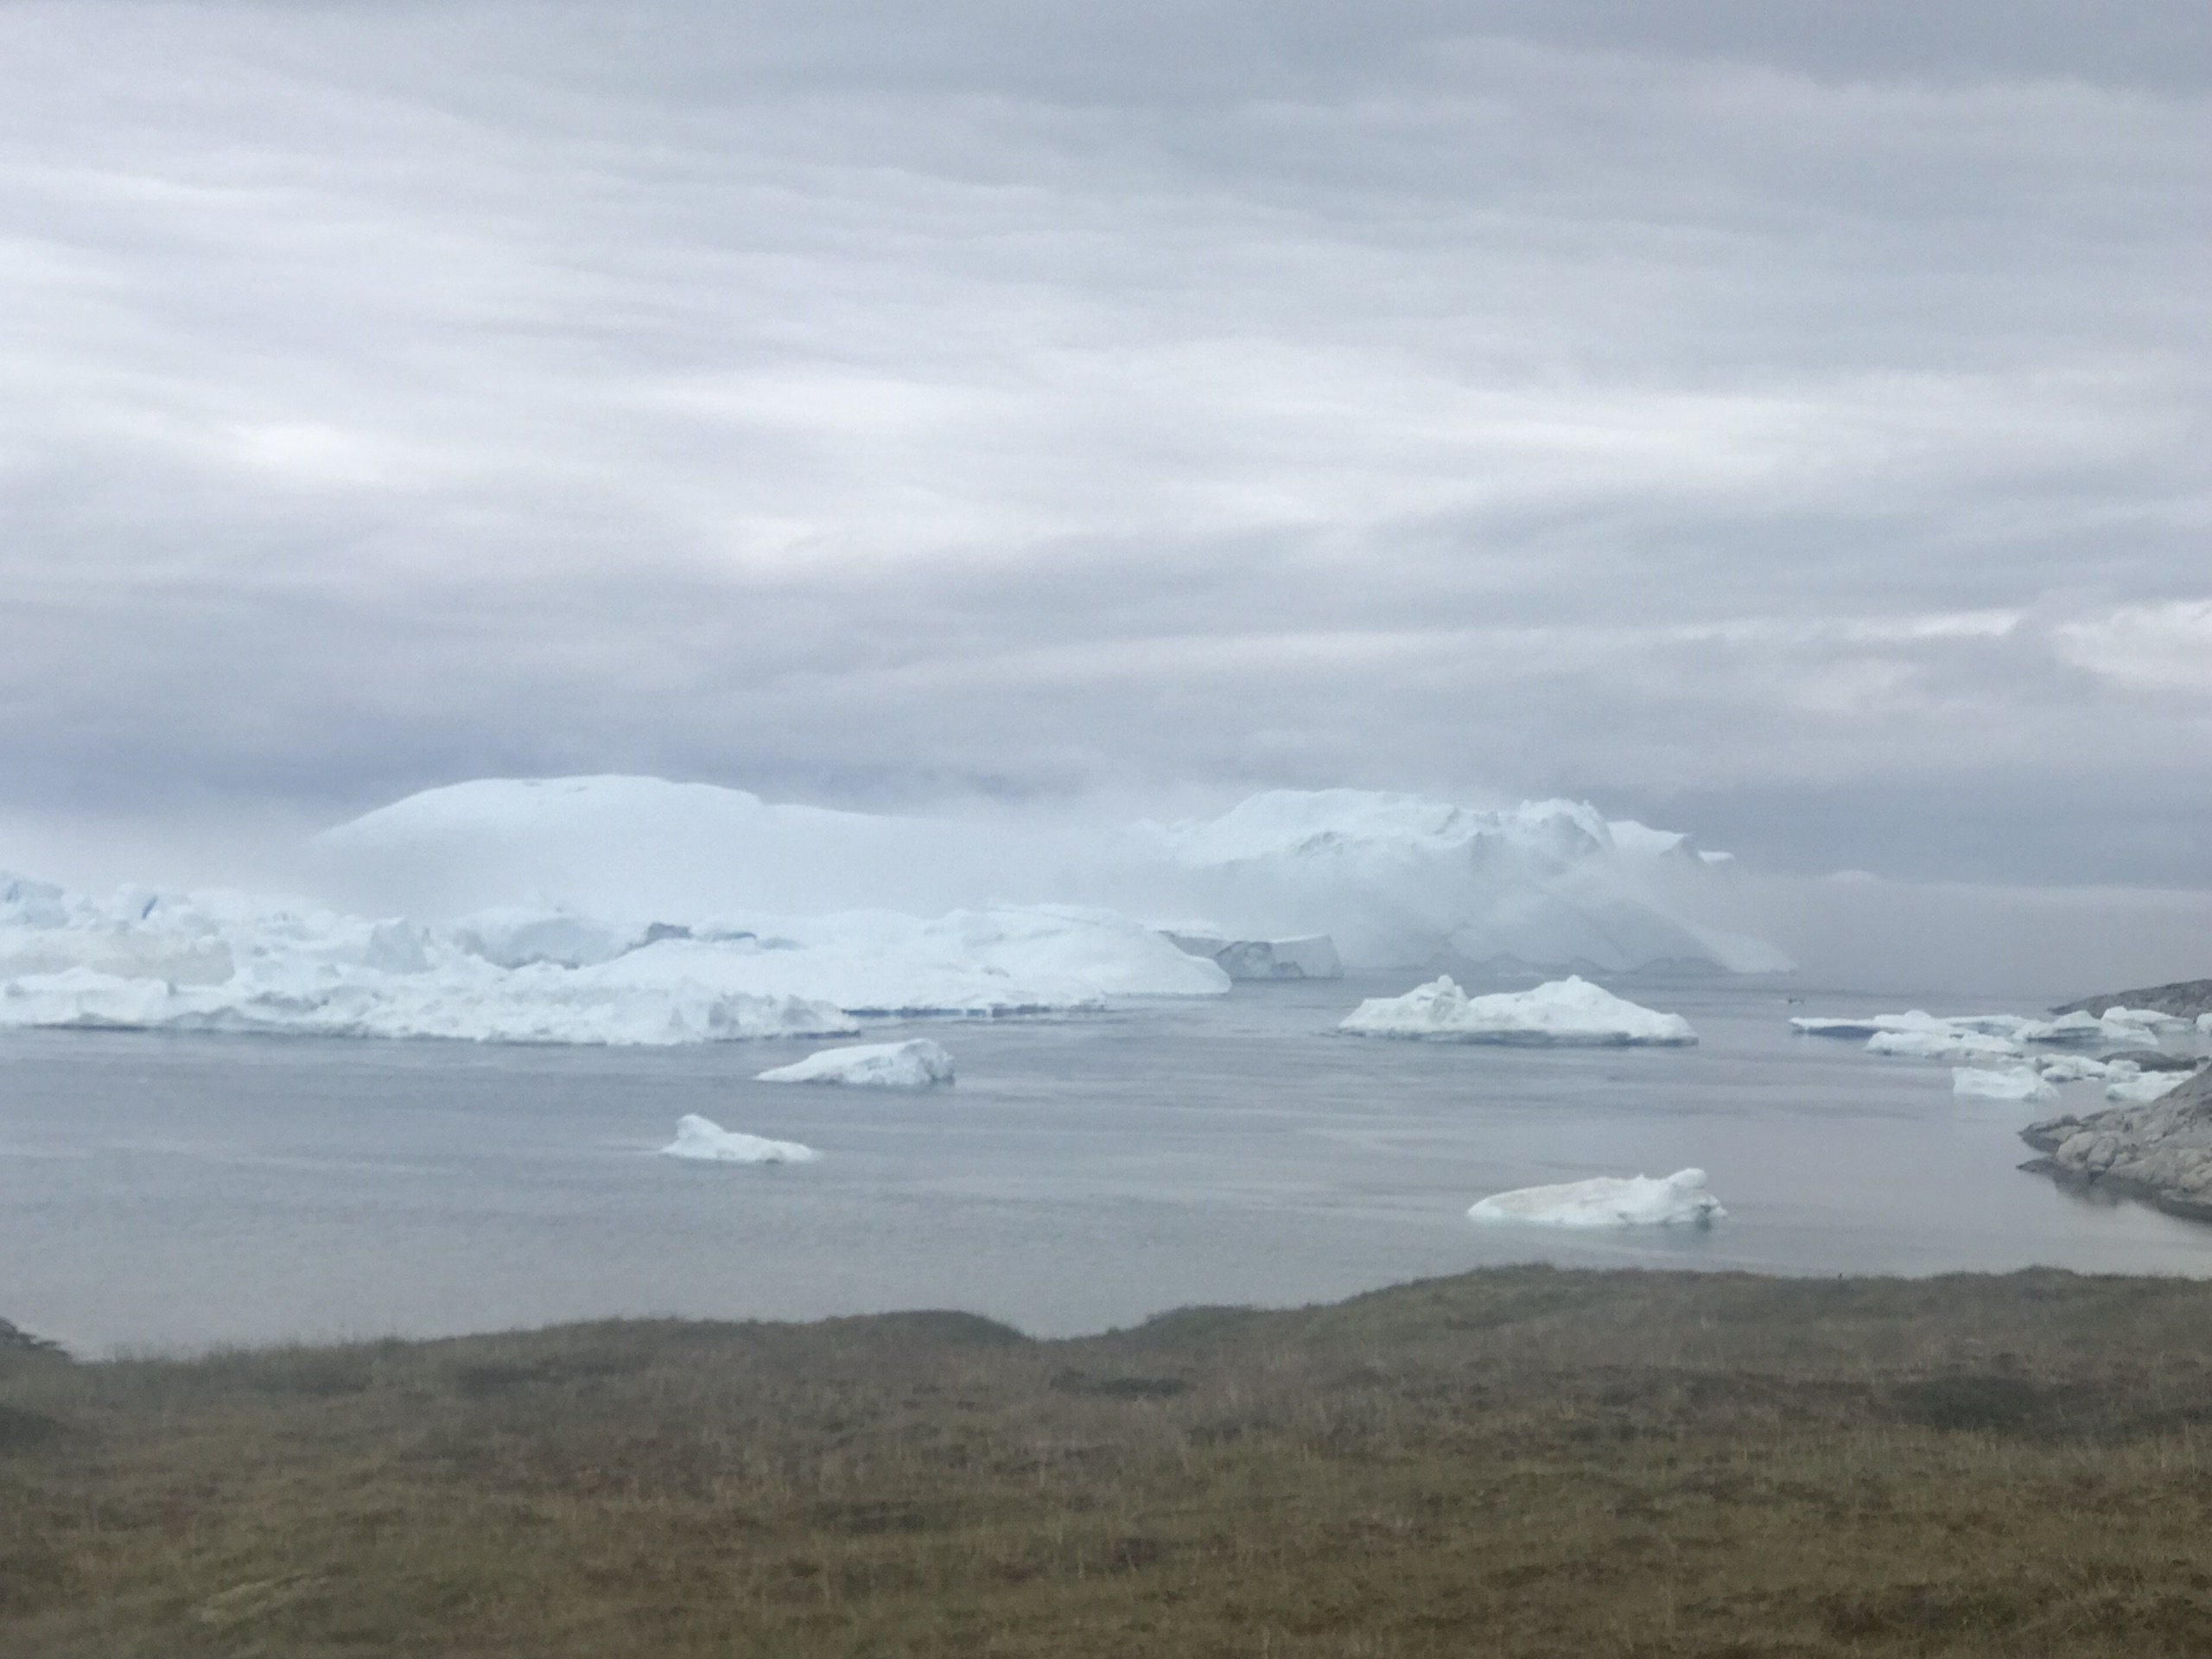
1467;1168;1725;1228
661;1115;819;1164
1339;975;1696;1046
1867;1027;2024;1060
757;1039;955;1088
1952;1065;2058;1103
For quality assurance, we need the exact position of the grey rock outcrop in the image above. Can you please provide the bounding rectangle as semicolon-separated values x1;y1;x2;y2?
2021;1065;2212;1220
2050;979;2212;1020
0;1318;63;1358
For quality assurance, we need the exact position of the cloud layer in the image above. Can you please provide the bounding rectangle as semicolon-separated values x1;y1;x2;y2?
1;1;2206;881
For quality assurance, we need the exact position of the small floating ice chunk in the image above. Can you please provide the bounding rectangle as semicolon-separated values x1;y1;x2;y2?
755;1038;956;1088
2036;1054;2114;1083
1790;1016;1885;1039
661;1114;819;1164
1339;975;1695;1046
1468;1168;1724;1228
2105;1071;2193;1105
1952;1065;2057;1103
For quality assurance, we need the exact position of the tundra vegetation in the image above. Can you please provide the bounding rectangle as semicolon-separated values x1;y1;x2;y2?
8;1267;2212;1656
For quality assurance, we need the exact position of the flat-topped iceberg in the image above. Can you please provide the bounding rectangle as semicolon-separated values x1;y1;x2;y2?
1953;1065;2058;1103
1468;1168;1725;1228
1339;976;1696;1046
757;1039;954;1088
661;1115;819;1164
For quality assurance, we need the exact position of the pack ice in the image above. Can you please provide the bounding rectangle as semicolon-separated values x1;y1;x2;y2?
661;1116;819;1164
1340;976;1696;1046
756;1039;955;1088
0;874;1224;1046
1467;1168;1725;1227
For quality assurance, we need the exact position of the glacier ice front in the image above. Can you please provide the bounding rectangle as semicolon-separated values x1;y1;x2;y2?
1468;1168;1725;1228
661;1116;819;1164
1339;976;1696;1046
757;1039;955;1088
0;874;1225;1047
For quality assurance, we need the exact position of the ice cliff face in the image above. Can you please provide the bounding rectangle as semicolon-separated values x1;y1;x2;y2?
1134;789;1789;973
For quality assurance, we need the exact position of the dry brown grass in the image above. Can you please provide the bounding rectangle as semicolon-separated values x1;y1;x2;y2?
9;1267;2212;1656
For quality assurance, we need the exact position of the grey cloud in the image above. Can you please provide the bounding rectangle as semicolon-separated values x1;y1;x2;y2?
0;0;2206;887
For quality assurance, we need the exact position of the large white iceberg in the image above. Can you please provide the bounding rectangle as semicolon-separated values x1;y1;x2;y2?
1135;789;1791;974
311;776;1791;976
1952;1065;2058;1103
1338;975;1696;1046
661;1115;819;1164
1468;1168;1725;1228
756;1039;955;1088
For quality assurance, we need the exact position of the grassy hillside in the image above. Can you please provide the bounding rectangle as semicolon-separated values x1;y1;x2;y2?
9;1267;2212;1656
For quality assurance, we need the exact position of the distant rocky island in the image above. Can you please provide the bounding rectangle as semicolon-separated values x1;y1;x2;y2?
2048;979;2212;1020
2021;977;2212;1219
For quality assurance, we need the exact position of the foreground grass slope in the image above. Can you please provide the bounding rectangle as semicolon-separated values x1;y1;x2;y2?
9;1267;2212;1656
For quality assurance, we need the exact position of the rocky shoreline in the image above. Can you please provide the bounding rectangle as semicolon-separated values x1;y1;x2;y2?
2022;1065;2212;1221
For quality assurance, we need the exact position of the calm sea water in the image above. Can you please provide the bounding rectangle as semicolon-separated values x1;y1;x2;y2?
5;976;2209;1354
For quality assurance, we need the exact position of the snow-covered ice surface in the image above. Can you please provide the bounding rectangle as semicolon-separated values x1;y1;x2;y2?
16;976;2212;1355
1468;1167;1725;1228
757;1039;954;1089
312;775;1791;976
1952;1066;2058;1103
662;1115;818;1164
1340;976;1696;1046
0;874;1225;1046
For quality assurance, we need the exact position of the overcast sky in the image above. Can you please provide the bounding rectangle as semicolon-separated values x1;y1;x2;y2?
2;0;2206;883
